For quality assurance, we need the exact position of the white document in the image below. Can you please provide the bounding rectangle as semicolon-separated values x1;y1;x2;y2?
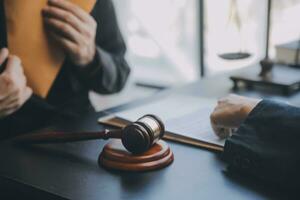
114;94;225;147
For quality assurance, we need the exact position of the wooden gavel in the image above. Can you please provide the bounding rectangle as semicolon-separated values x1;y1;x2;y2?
13;115;165;154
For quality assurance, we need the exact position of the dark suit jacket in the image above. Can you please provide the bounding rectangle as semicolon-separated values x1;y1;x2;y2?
223;100;300;188
0;0;130;137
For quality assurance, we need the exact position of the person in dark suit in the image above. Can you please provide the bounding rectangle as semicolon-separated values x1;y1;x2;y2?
0;0;130;137
210;94;300;188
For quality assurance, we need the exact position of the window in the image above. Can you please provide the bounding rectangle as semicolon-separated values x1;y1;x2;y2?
113;0;199;86
113;0;300;84
270;0;300;56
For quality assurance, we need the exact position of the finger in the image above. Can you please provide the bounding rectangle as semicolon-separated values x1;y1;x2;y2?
212;104;242;125
210;118;233;139
0;75;19;101
210;109;223;127
0;68;26;103
2;55;22;75
0;79;27;105
0;90;14;104
0;106;19;118
0;86;32;109
48;31;78;53
0;97;22;118
0;72;26;99
217;97;229;105
22;87;33;103
0;92;9;102
214;126;233;139
0;98;19;110
44;16;83;44
0;90;18;107
0;78;10;100
0;48;9;65
48;0;92;23
211;111;232;128
42;6;87;34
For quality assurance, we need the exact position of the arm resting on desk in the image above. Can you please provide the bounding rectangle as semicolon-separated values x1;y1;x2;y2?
223;100;300;186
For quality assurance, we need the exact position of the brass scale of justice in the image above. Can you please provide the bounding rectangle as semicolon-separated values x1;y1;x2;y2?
14;115;174;172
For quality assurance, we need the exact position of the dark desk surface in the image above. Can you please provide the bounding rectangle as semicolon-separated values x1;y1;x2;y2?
0;66;299;200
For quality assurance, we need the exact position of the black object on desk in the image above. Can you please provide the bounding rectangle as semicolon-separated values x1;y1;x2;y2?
231;64;300;95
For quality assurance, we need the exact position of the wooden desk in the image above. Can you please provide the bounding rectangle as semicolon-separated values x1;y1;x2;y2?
0;66;299;199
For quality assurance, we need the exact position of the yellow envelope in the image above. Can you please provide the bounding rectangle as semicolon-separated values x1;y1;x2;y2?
4;0;97;98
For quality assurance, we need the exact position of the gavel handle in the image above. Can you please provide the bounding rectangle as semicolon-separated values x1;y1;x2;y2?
13;130;122;144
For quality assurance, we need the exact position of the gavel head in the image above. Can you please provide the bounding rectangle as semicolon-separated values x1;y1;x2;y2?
121;115;165;154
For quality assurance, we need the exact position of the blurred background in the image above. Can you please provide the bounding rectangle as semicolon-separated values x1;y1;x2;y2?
90;0;300;110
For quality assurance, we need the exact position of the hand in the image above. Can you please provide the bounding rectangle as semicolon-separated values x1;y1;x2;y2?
210;94;261;139
42;0;97;67
0;48;33;118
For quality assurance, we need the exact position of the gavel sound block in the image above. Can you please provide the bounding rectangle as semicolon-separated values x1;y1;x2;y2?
14;115;174;172
100;140;173;171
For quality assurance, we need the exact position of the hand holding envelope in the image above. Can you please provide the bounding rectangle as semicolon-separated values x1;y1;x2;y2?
42;0;97;67
4;0;96;98
0;48;32;118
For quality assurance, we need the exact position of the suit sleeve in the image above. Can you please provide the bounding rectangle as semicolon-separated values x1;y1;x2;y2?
75;0;130;94
223;100;300;186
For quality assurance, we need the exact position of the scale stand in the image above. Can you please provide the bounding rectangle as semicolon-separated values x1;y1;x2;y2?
230;61;300;95
230;0;300;96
